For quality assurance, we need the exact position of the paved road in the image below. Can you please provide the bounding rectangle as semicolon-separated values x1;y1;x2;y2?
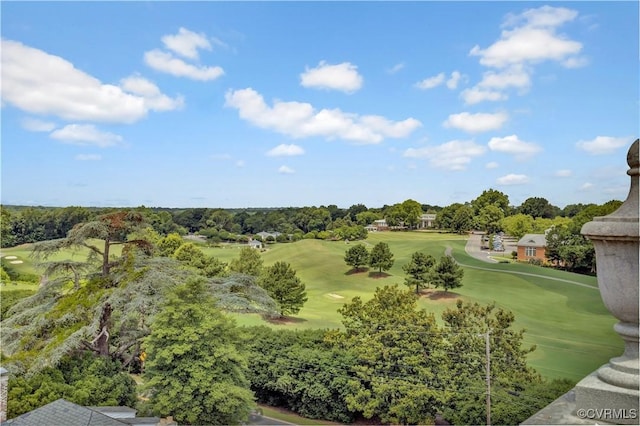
443;236;598;291
248;415;294;425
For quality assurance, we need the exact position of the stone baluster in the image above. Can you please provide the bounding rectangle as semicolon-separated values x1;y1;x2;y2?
576;139;639;424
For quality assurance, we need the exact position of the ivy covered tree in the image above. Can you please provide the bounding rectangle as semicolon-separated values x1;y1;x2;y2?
257;261;308;317
368;242;394;274
403;252;436;294
143;278;255;425
430;255;464;292
344;243;370;272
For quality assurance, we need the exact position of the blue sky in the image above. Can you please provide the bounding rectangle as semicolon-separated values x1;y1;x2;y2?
1;2;638;209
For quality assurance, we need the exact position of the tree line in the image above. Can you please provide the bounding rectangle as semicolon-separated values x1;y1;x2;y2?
1;190;621;275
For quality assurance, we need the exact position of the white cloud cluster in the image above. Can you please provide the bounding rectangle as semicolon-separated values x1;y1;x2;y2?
496;174;530;185
162;27;212;60
1;39;181;123
144;28;224;81
576;136;633;155
415;71;462;90
387;63;405;74
300;61;363;93
403;140;486;171
225;88;421;144
464;5;585;104
443;112;508;133
267;144;305;157
488;134;542;159
50;124;123;147
278;165;295;174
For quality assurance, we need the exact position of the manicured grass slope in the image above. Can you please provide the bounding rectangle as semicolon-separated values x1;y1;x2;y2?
2;233;621;380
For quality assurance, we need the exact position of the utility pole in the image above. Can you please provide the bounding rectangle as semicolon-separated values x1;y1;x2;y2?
485;331;491;426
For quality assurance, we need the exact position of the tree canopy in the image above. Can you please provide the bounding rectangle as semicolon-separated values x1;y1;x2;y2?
403;251;436;294
368;242;394;274
344;243;370;272
143;279;255;425
257;261;308;317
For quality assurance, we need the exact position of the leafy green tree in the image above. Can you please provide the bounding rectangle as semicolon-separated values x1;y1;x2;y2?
333;285;447;424
257;262;308;317
440;301;541;425
451;205;475;234
1;207;16;248
229;247;264;276
8;353;137;419
403;252;436;294
518;197;559;219
430;256;464;292
500;213;535;239
368;242;394;274
143;279;255;425
344;244;370;272
476;204;504;234
245;327;357;423
434;203;463;230
472;188;510;216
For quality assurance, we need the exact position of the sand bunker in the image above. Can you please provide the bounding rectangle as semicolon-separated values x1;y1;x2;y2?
4;256;17;260
327;293;344;299
10;260;23;264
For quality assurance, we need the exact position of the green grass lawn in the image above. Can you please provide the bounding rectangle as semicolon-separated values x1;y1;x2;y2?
2;232;621;381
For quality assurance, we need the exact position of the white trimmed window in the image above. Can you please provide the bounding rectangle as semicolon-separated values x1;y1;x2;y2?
525;247;537;257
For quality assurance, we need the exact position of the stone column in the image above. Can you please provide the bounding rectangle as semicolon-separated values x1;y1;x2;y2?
576;139;639;424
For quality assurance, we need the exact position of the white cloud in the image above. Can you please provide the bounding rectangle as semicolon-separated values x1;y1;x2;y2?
387;63;405;74
120;75;184;111
580;182;594;190
1;39;181;123
300;61;363;93
266;144;305;157
443;112;508;133
461;88;507;105
236;160;245;168
555;169;572;177
161;27;212;60
278;165;295;174
224;88;421;144
21;117;56;132
464;6;585;105
486;161;500;169
75;154;102;161
144;49;224;81
576;136;633;155
446;71;462;89
496;174;530;185
477;65;531;91
415;73;445;90
488;135;542;159
403;140;486;171
50;124;123;147
469;6;583;68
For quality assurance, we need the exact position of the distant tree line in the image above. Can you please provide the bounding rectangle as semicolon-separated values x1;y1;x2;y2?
1;191;621;274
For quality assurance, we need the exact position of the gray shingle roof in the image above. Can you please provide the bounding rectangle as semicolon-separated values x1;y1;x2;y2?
517;234;547;247
6;399;128;426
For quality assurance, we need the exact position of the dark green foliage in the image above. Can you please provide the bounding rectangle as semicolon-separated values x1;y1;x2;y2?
344;243;370;271
143;279;255;425
403;252;436;293
368;242;394;273
7;353;136;419
430;256;464;291
257;261;307;316
245;327;357;423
